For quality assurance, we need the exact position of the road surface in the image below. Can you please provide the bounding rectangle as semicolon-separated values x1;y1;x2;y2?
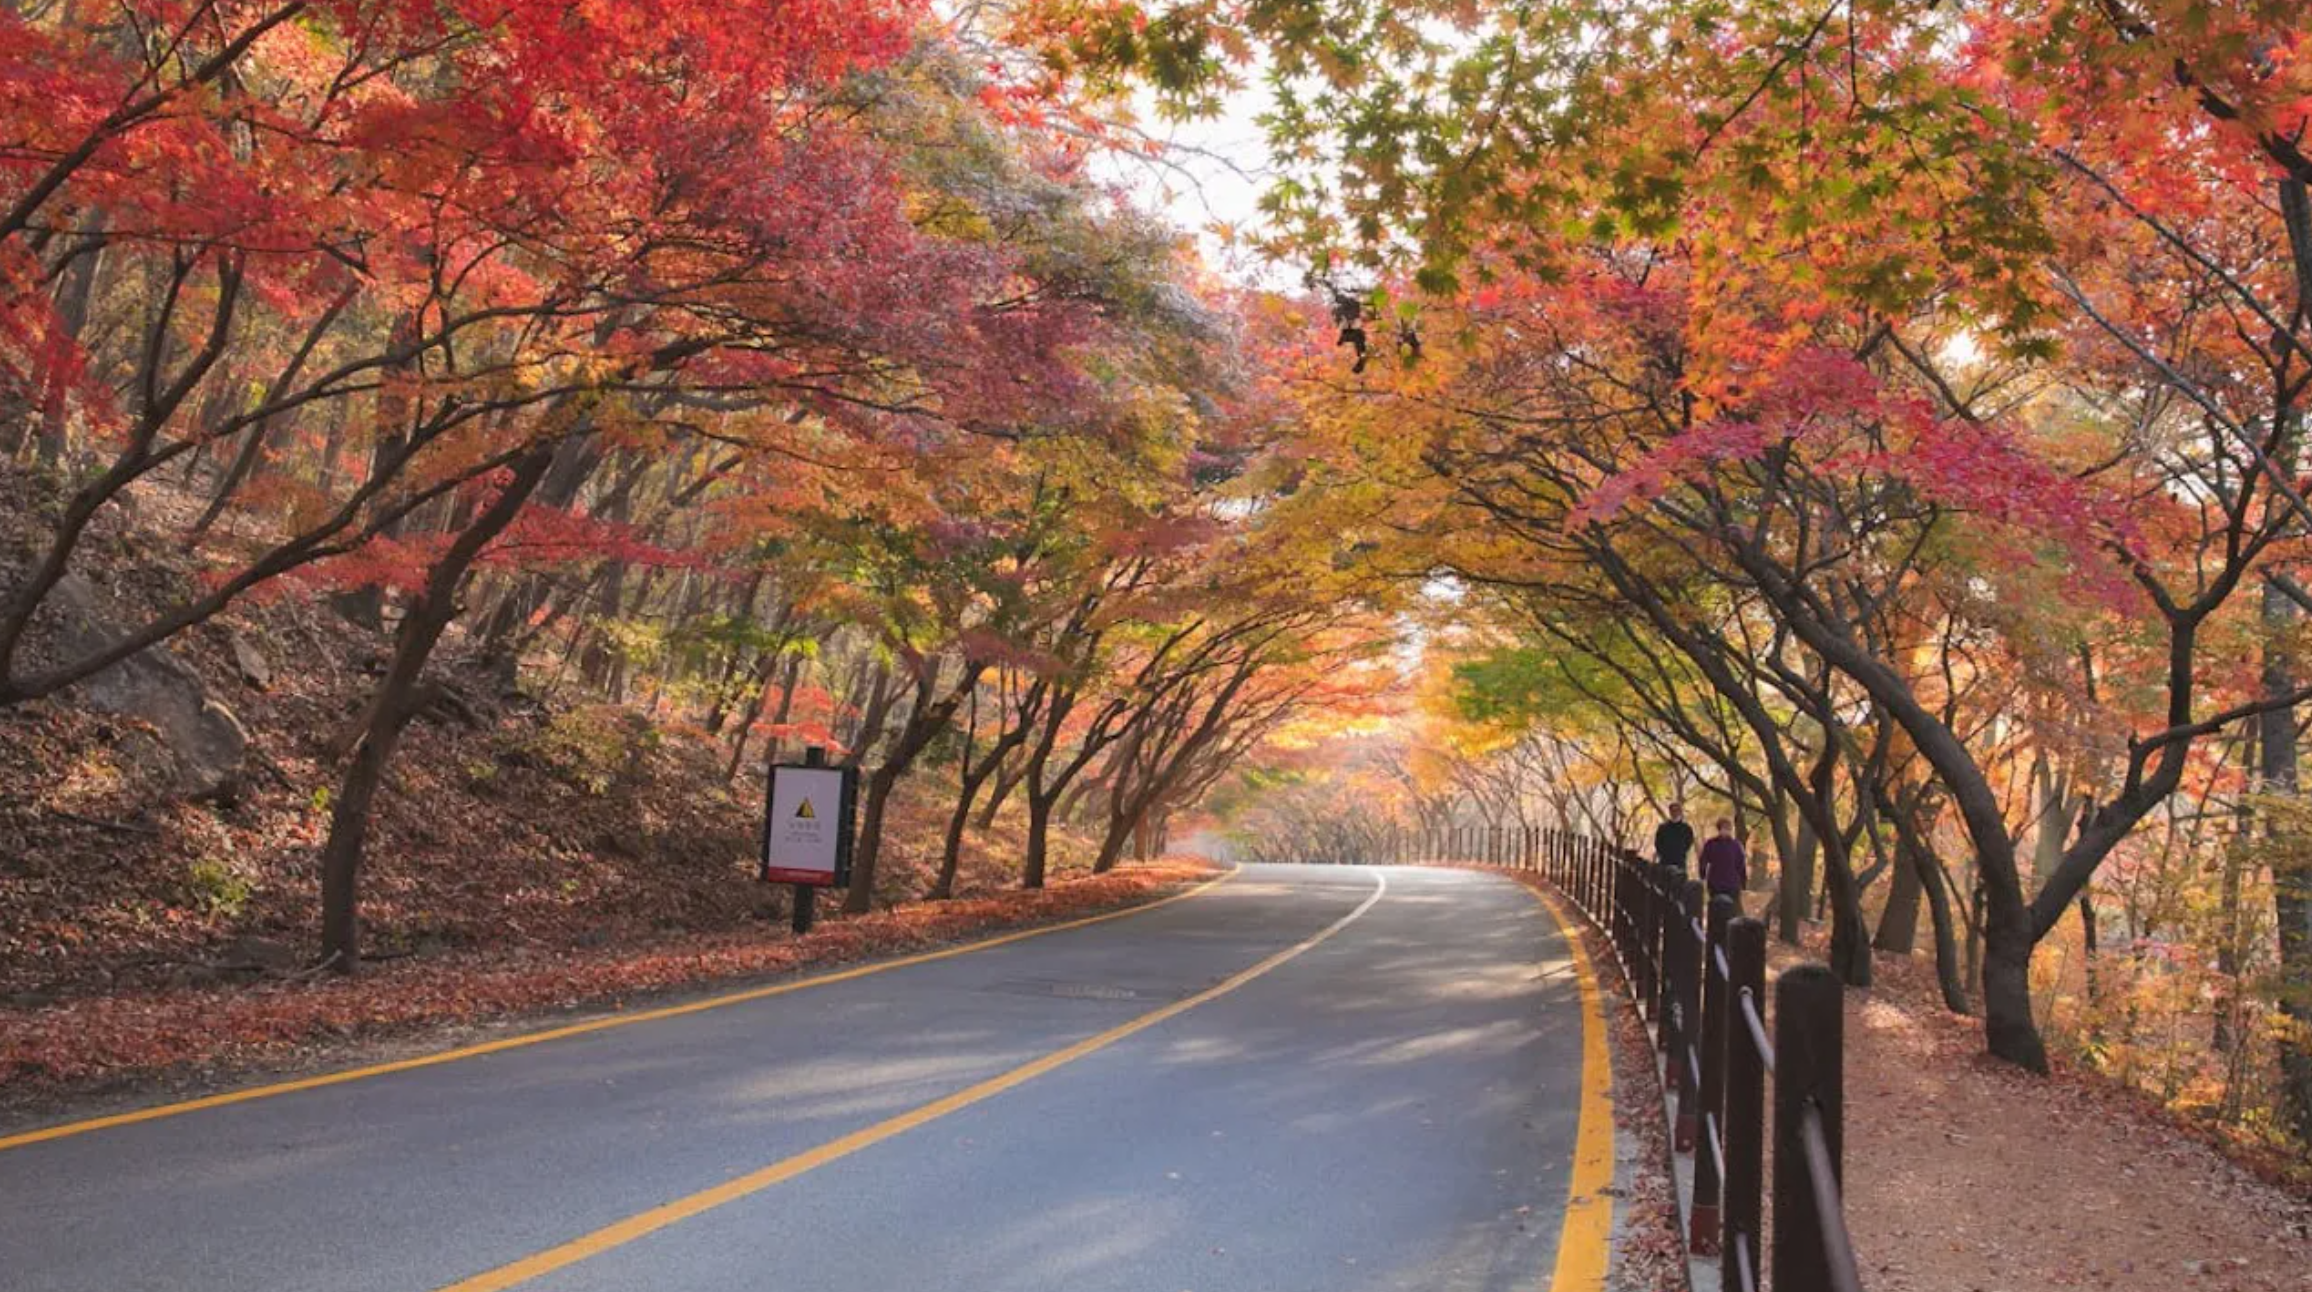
0;865;1605;1292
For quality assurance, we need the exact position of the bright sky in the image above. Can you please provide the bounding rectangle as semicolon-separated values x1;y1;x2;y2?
1086;83;1287;284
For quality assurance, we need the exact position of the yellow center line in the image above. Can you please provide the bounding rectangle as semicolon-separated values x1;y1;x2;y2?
1524;882;1616;1292
433;870;1389;1292
0;869;1242;1154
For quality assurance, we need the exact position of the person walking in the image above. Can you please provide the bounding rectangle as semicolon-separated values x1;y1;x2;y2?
1700;817;1747;913
1653;801;1696;875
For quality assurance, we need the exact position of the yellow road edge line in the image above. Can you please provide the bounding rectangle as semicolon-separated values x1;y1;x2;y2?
0;868;1243;1154
1525;882;1615;1292
433;870;1390;1292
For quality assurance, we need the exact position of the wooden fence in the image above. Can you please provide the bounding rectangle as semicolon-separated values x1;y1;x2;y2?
1396;826;1863;1292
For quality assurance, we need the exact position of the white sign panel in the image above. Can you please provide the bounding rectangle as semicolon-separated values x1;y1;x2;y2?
764;765;848;886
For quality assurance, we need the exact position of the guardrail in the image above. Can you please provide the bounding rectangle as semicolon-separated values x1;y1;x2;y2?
1401;825;1862;1292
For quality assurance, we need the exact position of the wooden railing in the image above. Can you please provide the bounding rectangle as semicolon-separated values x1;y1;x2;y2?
1400;826;1863;1292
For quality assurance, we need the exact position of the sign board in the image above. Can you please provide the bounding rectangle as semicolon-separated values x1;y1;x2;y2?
761;762;857;887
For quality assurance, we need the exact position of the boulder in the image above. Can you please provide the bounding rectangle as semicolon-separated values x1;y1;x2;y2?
49;574;248;802
227;631;272;691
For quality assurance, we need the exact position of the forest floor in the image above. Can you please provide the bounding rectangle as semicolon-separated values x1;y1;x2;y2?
0;461;1180;1104
1832;940;2312;1292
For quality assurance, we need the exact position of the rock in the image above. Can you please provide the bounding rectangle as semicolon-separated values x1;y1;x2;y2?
222;934;299;971
48;574;248;802
3;991;57;1011
227;631;272;691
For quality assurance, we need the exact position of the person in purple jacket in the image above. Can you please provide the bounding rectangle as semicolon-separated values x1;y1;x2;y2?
1699;817;1747;912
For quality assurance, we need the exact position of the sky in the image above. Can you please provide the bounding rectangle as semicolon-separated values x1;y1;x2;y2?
1086;81;1288;285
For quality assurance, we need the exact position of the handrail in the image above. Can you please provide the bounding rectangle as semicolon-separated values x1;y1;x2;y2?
1800;1106;1866;1292
1738;989;1776;1075
1734;1233;1761;1292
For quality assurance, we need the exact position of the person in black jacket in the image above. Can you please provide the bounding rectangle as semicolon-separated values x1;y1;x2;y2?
1653;801;1695;875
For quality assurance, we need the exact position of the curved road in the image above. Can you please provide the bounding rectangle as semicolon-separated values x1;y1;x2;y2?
0;865;1604;1292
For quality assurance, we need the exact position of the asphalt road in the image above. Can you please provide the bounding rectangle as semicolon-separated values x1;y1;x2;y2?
0;865;1598;1292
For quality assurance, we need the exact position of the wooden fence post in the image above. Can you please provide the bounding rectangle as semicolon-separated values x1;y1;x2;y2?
1723;917;1768;1292
1639;858;1660;1021
1660;876;1692;1090
1692;893;1735;1250
1672;879;1704;1151
1773;964;1846;1292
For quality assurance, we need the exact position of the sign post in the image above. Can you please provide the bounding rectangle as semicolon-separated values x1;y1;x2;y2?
761;746;857;936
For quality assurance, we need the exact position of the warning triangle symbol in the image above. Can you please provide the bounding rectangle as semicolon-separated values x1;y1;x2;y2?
795;798;816;820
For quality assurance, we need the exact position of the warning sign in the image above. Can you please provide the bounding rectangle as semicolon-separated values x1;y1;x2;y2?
762;763;854;887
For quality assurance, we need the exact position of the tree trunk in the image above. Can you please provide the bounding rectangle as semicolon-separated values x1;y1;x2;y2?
330;424;408;634
845;661;896;762
193;282;359;537
2263;568;2312;1136
318;442;555;968
1963;870;1986;1001
2077;884;2102;1039
1779;815;1818;944
1981;898;2049;1072
2261;173;2312;1132
934;682;1041;900
1022;787;1056;890
1092;810;1135;874
934;737;994;901
578;561;629;694
1920;849;1972;1015
842;661;982;915
844;763;904;915
1873;837;1924;954
932;779;981;900
1056;773;1100;826
726;649;803;782
701;575;769;734
1879;784;1970;1013
1822;838;1872;987
25;209;106;464
976;757;1026;829
2216;826;2249;1057
477;435;605;661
